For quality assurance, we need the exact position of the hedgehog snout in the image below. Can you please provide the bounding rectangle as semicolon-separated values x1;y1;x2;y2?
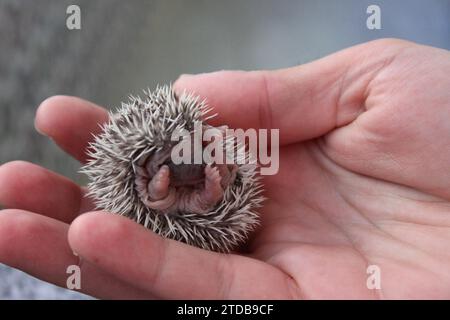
166;162;205;187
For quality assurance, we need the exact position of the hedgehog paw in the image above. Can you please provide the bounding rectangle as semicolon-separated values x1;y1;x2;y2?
202;165;224;206
145;165;176;210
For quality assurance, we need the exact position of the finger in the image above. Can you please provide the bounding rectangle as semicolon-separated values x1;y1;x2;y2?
68;212;300;299
35;95;109;163
0;161;94;223
174;39;411;145
0;209;154;299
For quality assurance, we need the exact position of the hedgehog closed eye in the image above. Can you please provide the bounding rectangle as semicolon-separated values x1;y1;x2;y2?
81;85;264;252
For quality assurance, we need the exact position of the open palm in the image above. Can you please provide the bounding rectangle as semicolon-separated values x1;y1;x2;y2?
1;39;449;299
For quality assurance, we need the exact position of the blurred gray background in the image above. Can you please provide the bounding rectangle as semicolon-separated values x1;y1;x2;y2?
0;0;449;299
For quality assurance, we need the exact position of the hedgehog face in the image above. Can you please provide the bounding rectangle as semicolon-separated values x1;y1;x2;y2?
143;138;206;188
135;137;238;215
165;162;205;187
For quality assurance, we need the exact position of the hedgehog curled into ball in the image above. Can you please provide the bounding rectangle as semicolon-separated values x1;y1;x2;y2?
81;86;264;252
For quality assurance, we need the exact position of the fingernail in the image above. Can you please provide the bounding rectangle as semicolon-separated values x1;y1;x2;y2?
178;73;194;78
34;124;48;137
34;99;52;137
34;113;49;137
174;73;195;86
175;71;217;83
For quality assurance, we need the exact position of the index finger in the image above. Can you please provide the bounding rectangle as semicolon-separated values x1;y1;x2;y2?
35;95;109;163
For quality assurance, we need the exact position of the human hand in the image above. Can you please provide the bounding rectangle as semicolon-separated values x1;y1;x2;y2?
1;39;449;299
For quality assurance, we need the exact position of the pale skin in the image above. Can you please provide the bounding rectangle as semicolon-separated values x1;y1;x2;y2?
0;39;449;299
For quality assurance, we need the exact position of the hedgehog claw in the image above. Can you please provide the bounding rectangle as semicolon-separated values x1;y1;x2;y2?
217;164;238;189
203;165;224;206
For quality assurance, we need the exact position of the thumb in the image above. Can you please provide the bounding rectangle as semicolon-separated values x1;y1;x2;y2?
174;39;411;145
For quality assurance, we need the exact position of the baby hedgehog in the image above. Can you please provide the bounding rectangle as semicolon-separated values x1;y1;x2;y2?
81;85;264;252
